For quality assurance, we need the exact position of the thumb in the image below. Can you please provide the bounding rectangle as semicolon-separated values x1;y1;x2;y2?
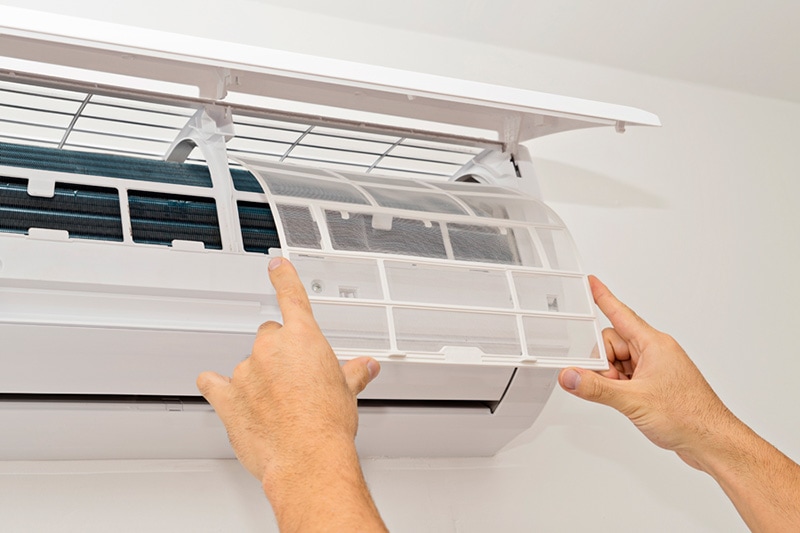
559;367;629;412
341;357;381;396
196;371;232;414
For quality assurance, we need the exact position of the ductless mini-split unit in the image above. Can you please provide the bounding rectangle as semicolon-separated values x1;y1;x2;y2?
0;7;660;459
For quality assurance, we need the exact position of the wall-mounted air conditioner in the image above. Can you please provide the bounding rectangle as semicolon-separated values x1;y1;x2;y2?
0;6;660;458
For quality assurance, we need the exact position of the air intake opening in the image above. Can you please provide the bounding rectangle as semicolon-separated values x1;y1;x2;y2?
0;141;281;254
0;141;214;188
128;190;221;249
0;176;123;241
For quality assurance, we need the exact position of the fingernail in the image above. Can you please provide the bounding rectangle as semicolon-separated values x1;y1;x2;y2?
367;359;380;380
562;369;581;390
268;257;283;271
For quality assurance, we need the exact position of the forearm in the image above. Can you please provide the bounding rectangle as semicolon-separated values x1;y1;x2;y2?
264;439;387;533
694;418;800;533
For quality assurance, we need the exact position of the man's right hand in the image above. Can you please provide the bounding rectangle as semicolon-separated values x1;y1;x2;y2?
558;275;737;469
559;276;800;532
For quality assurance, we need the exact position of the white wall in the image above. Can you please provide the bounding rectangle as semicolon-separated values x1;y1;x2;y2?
1;2;798;531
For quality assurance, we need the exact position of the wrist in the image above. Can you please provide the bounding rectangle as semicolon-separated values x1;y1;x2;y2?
262;433;361;497
678;409;752;475
262;436;384;531
681;415;800;533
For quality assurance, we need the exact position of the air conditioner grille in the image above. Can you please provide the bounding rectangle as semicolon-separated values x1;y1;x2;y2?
237;201;281;253
0;141;280;253
0;141;214;188
0;175;123;241
128;190;222;249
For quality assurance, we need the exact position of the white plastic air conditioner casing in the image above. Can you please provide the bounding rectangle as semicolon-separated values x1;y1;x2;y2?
0;6;660;459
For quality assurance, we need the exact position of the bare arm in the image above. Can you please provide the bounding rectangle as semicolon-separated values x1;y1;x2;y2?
197;257;387;532
559;276;800;532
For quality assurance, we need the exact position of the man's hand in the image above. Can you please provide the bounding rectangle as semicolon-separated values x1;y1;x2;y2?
558;275;736;468
559;275;800;532
197;257;387;532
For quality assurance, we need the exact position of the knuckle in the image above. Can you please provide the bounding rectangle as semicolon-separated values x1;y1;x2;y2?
656;332;681;351
286;289;312;312
232;360;249;382
601;327;619;343
661;333;679;346
257;320;280;334
584;376;607;401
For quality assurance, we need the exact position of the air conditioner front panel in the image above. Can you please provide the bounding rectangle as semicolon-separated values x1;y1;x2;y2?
0;323;253;395
0;319;515;400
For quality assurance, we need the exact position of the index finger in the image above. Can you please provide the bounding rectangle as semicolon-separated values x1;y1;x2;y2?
268;257;316;325
589;275;656;343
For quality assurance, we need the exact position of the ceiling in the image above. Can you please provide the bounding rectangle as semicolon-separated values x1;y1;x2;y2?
252;0;800;103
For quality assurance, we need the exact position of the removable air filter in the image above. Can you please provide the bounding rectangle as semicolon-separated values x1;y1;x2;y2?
237;156;603;367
